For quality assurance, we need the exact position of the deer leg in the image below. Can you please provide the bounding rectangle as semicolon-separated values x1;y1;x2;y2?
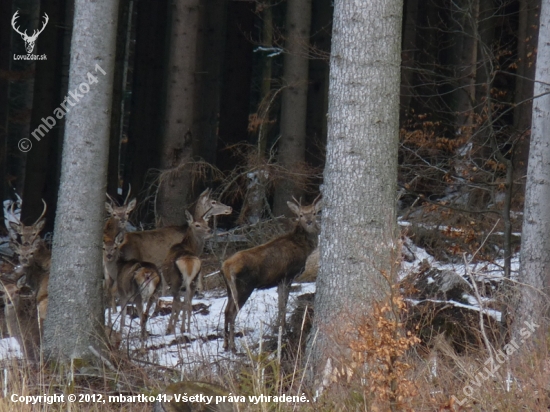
141;296;154;342
277;278;292;333
119;302;127;333
166;293;181;335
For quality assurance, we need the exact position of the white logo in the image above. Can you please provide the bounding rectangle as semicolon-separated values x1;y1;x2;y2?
11;11;49;54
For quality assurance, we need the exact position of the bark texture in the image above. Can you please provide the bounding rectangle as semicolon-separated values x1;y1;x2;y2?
157;0;200;226
273;0;312;216
306;0;402;389
515;0;550;343
43;0;119;362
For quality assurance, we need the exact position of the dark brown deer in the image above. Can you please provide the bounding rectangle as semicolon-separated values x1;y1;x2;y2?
222;195;322;351
163;210;212;335
115;260;160;340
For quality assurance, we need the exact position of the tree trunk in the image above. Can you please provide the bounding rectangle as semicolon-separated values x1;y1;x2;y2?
514;0;550;346
513;0;540;194
21;0;66;231
123;0;166;224
193;0;227;166
107;0;132;198
273;0;312;216
306;0;403;390
10;0;41;195
400;0;418;120
157;0;200;227
43;0;119;362
448;0;479;135
305;0;332;164
0;0;12;231
216;1;255;173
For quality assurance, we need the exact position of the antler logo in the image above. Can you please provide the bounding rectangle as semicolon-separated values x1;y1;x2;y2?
11;11;49;54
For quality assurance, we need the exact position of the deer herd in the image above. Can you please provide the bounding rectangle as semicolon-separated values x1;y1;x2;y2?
1;187;322;356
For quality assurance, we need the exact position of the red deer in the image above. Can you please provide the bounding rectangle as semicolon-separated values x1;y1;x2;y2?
103;192;136;325
118;189;231;293
163;210;212;335
115;260;160;340
105;187;136;233
8;199;47;246
222;195;322;351
0;281;40;361
10;236;51;334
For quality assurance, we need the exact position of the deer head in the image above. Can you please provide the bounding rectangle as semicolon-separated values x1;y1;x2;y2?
103;231;125;263
105;186;136;232
287;194;323;235
8;199;47;246
194;188;232;221
11;11;49;54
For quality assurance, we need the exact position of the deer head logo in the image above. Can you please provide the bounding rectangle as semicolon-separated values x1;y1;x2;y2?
11;11;49;54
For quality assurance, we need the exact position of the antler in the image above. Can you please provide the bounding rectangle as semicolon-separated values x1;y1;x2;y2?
9;200;22;225
32;199;47;226
11;11;26;38
312;193;322;205
291;196;302;207
106;192;118;206
123;184;132;206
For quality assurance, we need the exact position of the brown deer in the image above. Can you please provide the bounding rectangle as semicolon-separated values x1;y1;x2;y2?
105;187;136;233
222;195;322;351
119;189;231;292
116;260;160;340
103;190;136;325
8;199;47;246
163;210;212;335
0;281;40;361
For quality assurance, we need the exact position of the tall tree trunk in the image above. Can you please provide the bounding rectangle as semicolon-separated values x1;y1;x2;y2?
305;0;332;164
193;0;227;166
21;0;66;231
400;0;418;120
123;0;166;224
0;0;12;231
10;0;40;195
273;0;312;216
306;0;403;390
216;1;254;173
514;0;550;346
448;0;479;135
107;0;132;197
513;0;540;194
157;0;200;227
43;0;119;362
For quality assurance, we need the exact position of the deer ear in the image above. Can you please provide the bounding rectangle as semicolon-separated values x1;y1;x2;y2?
35;219;46;232
126;198;137;213
105;202;113;213
314;199;323;213
9;221;20;233
287;201;300;216
185;210;193;224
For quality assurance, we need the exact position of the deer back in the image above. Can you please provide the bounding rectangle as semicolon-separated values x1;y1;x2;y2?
223;195;322;290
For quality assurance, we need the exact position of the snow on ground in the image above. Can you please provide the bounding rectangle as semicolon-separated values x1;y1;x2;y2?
0;228;517;370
